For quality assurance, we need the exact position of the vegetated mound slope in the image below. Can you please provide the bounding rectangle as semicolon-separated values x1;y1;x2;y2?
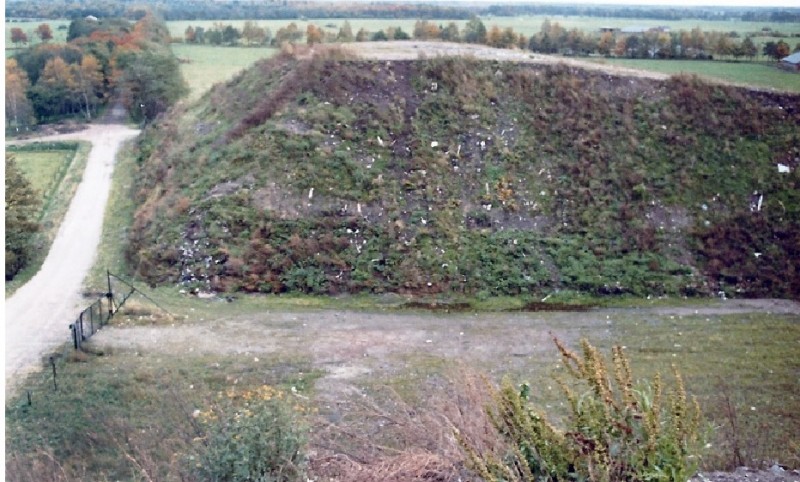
128;52;800;299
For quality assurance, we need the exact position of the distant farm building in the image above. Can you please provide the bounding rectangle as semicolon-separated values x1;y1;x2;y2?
599;27;620;33
780;52;800;72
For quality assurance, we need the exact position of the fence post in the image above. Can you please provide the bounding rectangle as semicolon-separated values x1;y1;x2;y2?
70;323;79;350
90;302;95;336
107;270;114;320
50;356;57;391
79;312;85;341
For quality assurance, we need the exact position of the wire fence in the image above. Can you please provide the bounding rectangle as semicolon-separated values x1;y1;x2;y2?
9;271;168;403
69;293;114;350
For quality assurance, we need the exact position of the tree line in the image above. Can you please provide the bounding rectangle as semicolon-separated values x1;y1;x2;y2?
6;0;799;23
196;18;800;62
6;11;186;131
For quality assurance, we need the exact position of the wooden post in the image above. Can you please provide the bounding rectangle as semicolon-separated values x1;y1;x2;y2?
50;356;57;391
107;270;114;321
70;324;78;349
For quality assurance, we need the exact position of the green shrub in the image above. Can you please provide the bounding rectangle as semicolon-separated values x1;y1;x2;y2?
193;385;308;482
463;338;704;482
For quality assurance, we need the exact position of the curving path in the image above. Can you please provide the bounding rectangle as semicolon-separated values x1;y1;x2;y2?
5;113;139;396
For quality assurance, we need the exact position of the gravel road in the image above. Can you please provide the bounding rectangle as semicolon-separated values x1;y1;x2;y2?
5;117;139;396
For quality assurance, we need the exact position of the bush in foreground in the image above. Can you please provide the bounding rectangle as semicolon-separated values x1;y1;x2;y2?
463;338;704;482
192;385;308;482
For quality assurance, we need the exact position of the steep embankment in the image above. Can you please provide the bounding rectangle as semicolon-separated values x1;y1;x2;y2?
127;52;800;298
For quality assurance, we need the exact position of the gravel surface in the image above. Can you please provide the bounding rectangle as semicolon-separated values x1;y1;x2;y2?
4;112;139;397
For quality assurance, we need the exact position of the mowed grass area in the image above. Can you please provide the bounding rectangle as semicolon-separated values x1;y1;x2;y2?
11;148;76;213
170;43;278;100
593;58;800;92
611;311;800;469
4;142;89;295
5;300;799;479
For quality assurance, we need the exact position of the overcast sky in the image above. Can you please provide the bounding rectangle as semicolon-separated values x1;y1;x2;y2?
466;0;800;7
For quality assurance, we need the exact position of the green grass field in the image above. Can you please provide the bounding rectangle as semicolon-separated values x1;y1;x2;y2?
11;148;76;212
593;58;800;92
166;17;800;41
5;300;799;478
5;19;71;57
170;43;278;100
4;142;88;295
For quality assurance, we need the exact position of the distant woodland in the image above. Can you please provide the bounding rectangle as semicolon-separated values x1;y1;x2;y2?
5;0;800;23
6;13;186;128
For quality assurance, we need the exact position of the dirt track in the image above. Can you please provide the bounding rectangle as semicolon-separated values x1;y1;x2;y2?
4;116;139;396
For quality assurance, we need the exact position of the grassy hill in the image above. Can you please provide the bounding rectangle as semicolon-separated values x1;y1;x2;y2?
127;50;800;299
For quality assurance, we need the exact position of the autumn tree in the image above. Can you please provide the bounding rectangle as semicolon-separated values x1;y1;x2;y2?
29;56;79;118
5;59;35;131
529;19;566;54
306;24;324;45
713;35;734;59
336;20;354;42
776;40;791;59
5;155;41;280
36;23;53;42
73;54;104;120
595;32;612;56
763;40;791;60
242;21;268;46
486;25;503;48
11;28;28;47
184;25;196;43
413;20;441;40
690;27;706;53
274;22;302;45
355;28;369;42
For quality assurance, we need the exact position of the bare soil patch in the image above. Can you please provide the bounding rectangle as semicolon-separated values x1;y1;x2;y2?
342;41;670;81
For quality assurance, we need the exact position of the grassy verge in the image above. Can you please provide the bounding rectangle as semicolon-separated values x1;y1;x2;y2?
5;142;89;296
611;312;800;469
593;58;800;93
5;348;320;480
5;307;798;478
85;139;140;292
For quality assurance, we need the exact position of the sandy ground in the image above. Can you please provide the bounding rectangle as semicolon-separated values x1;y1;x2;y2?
341;41;670;80
4;111;139;396
89;298;800;401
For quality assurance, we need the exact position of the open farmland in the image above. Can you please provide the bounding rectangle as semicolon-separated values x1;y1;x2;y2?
166;17;800;42
4;19;71;56
170;44;278;100
593;59;800;92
